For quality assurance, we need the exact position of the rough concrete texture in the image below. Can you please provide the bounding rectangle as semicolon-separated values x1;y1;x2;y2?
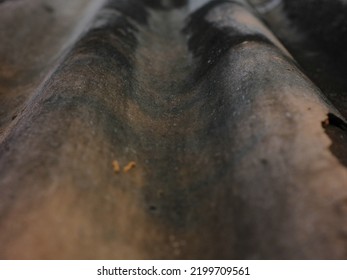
1;0;347;259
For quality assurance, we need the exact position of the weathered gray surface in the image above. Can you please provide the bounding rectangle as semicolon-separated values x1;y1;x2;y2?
1;0;347;259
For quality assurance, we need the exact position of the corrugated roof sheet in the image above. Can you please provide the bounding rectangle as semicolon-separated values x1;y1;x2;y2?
1;0;347;259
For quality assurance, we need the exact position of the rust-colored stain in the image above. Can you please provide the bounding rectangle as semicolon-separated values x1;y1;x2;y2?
112;160;121;174
123;161;137;173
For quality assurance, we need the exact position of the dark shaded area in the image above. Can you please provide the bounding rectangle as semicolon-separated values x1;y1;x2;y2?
42;3;54;13
283;0;347;60
322;113;347;167
143;0;188;9
104;0;188;26
105;0;151;25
